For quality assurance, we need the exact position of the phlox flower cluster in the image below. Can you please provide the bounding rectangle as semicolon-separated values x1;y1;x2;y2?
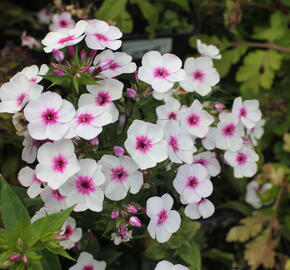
0;17;264;268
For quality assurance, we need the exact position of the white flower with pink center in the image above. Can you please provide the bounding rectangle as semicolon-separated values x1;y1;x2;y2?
31;207;57;223
180;56;220;96
193;151;221;177
78;78;123;123
24;91;76;140
156;97;181;127
42;20;88;53
65;105;112;140
155;260;189;270
138;51;186;93
0;74;43;113
40;187;68;211
59;217;82;249
49;12;75;31
184;198;215;220
164;121;196;164
36;140;80;189
85;19;122;50
224;146;259;178
152;88;175;101
59;159;105;212
232;97;262;129
38;8;52;25
196;39;221;60
146;193;181;243
201;127;217;150
180;100;214;138
93;49;136;78
173;164;213;204
124;120;168;170
215;112;244;151
19;64;49;83
69;252;106;270
247;119;265;145
99;155;143;201
18;166;45;198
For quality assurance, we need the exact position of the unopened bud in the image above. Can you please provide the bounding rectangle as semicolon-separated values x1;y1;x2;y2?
111;209;120;219
126;204;138;213
80;49;86;61
214;103;225;111
90;136;99;146
53;69;65;75
21;255;28;264
10;253;21;262
126;88;137;99
113;146;125;157
52;49;64;62
129;216;142;227
67;46;75;59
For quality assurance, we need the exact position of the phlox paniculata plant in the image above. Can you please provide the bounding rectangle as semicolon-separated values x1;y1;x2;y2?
0;18;264;269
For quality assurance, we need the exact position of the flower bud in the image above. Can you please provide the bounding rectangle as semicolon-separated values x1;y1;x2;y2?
80;49;86;61
118;224;128;237
90;136;99;147
129;216;142;227
10;254;21;262
214;103;225;111
111;209;120;219
53;69;65;76
21;255;28;264
67;46;75;59
113;146;125;157
126;88;137;99
52;49;64;62
81;65;90;73
126;204;138;213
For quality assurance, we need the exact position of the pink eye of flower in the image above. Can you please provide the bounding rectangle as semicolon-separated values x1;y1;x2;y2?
82;265;94;270
94;33;109;42
192;69;205;82
153;67;169;78
76;176;96;195
41;108;58;125
187;113;200;127
169;136;179;152
194;158;208;167
110;167;128;183
235;152;248;165
77;113;94;125
51;189;65;201
32;173;42;184
52;155;68;173
168;112;177;120
187;176;199;189
108;62;121;70
16;93;28;107
59;19;68;28
30;77;37;82
157;209;168;225
222;123;236;136
95;92;111;106
58;35;76;45
64;225;73;237
135;136;153;153
239;107;247;118
195;198;205;205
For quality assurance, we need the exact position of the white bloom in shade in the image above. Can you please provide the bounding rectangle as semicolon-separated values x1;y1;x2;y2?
31;207;57;223
147;193;181;243
85;19;122;50
152;89;174;101
248;119;265;145
185;198;215;220
36;140;80;189
18;166;45;198
224;146;259;178
24;91;75;140
138;51;186;93
38;8;52;25
40;187;68;211
215;112;244;151
65;105;112;140
164;121;196;164
196;39;221;60
0;74;43;113
19;64;49;83
93;49;136;78
156;97;181;126
173;164;213;204
201;127;217;150
155;260;189;270
59;217;82;249
49;12;75;31
69;252;106;270
59;159;105;212
78;78;123;123
245;180;272;209
193;151;221;177
42;20;88;53
180;56;220;96
99;155;143;201
124;120;168;170
180;100;214;138
232;97;262;129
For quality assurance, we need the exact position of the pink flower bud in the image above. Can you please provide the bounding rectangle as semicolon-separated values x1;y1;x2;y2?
214;103;225;111
53;69;65;75
126;204;138;213
81;65;91;73
118;224;128;237
80;49;86;61
21;255;28;264
89;49;97;59
129;216;142;227
135;71;139;81
52;49;64;62
113;146;125;157
67;46;75;59
10;254;21;262
111;209;120;219
90;136;99;146
126;88;137;99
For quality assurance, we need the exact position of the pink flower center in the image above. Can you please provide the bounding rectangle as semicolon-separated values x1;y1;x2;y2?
222;123;236;137
187;176;199;189
17;93;28;107
75;176;96;195
110;167;128;183
239;107;247;118
169;136;179;152
58;35;76;45
235;152;248;165
77;113;94;125
30;77;37;82
194;158;208;167
59;19;68;28
195;198;205;205
52;155;68;173
95;92;111;106
157;209;168;225
33;173;42;184
64;225;73;237
41;108;58;125
135;136;153;153
51;189;65;201
109;61;121;71
187;113;200;127
154;67;170;79
94;33;108;41
192;69;205;82
168;112;177;120
82;265;94;270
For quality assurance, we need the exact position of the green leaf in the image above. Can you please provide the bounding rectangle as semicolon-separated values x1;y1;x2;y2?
0;175;30;229
115;10;133;34
78;73;98;86
40;250;61;270
218;201;252;216
177;242;201;270
0;251;13;269
45;243;75;261
43;74;72;89
166;0;190;11
145;241;167;260
96;0;128;20
203;249;234;266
